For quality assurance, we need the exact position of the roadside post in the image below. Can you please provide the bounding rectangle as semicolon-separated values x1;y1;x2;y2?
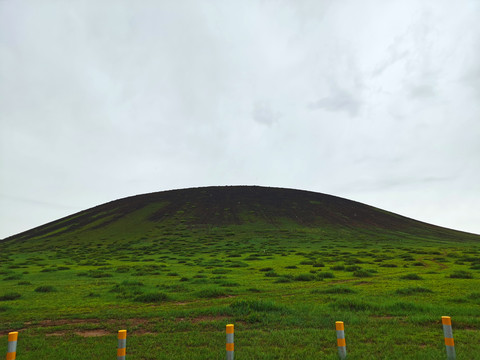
336;321;347;359
117;329;127;360
6;332;18;360
226;324;234;360
442;316;456;359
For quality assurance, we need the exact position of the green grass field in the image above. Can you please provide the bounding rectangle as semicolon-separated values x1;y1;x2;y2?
1;186;480;359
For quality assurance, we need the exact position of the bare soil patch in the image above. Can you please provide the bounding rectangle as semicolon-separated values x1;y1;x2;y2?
76;329;110;337
45;329;110;337
176;315;229;323
1;318;153;336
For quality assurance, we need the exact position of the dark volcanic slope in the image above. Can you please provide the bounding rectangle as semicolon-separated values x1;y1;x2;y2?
4;186;479;244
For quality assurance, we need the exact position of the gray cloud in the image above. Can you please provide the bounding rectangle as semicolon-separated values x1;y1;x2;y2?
408;84;436;99
252;101;279;126
308;87;362;117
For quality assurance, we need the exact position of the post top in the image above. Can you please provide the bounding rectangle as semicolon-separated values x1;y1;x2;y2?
442;316;452;325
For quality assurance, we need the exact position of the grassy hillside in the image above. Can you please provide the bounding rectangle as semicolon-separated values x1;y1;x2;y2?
4;186;478;246
1;186;480;359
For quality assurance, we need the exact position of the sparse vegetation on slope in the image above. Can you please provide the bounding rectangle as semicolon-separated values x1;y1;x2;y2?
1;186;480;359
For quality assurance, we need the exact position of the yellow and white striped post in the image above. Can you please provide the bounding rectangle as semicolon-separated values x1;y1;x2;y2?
442;316;456;360
226;324;234;360
117;330;127;360
6;332;18;360
336;321;347;359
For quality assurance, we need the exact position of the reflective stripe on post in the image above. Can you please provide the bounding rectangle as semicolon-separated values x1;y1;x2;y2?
336;321;346;360
117;330;127;360
6;332;18;360
226;324;234;360
442;316;456;360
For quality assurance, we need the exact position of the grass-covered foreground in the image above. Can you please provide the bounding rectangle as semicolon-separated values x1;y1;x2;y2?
2;234;480;358
1;187;480;358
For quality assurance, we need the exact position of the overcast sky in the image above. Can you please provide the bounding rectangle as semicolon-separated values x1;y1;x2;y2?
1;0;479;239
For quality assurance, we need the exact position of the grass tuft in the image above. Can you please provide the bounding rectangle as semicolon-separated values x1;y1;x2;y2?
330;299;378;312
395;287;433;295
196;288;227;298
353;269;373;277
17;281;32;285
3;274;22;281
400;273;423;280
230;300;285;315
293;273;315;281
312;286;356;294
449;270;473;279
317;272;334;279
134;292;170;303
259;267;274;272
35;286;56;293
0;292;21;301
